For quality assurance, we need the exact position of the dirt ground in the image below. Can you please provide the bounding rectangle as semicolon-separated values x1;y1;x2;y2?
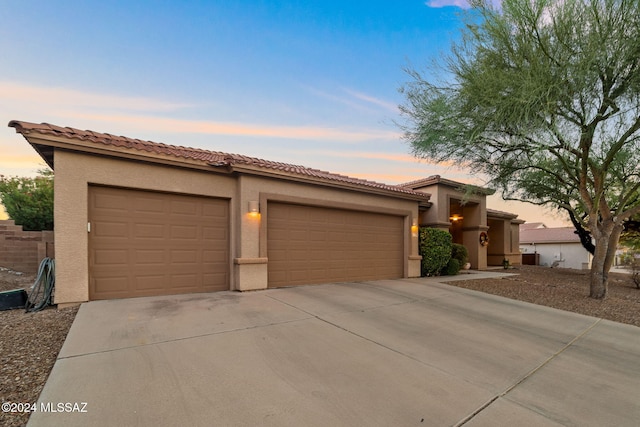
448;264;640;328
0;264;638;426
0;268;78;427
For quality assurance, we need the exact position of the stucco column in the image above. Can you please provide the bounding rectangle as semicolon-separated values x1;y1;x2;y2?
463;226;489;270
234;176;268;291
408;213;422;278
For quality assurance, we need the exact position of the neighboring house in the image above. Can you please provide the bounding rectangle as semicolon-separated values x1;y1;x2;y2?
9;120;522;305
519;225;592;270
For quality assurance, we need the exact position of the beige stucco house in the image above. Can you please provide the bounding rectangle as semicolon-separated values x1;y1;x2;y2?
9;120;521;306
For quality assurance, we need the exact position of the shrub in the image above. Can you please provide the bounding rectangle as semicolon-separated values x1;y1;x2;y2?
419;227;452;276
451;243;468;266
443;258;461;276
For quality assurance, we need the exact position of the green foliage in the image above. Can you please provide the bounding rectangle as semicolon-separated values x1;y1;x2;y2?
419;227;452;276
620;215;640;251
0;170;53;231
400;0;640;298
451;243;469;266
443;258;461;276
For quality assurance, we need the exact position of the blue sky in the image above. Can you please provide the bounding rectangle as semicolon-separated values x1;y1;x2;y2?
0;0;567;225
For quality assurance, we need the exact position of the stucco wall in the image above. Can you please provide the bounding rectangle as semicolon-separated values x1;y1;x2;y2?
54;150;237;305
237;174;421;290
53;150;421;303
415;183;488;270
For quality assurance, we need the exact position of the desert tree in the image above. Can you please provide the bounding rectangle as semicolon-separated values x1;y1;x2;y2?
400;0;640;298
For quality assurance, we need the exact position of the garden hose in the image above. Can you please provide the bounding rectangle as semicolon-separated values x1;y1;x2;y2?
25;257;55;312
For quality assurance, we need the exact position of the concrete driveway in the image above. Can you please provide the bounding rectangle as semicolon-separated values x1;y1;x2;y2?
29;274;640;426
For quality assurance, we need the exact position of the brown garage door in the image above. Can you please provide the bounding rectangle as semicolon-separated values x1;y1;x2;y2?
88;186;229;300
267;202;404;287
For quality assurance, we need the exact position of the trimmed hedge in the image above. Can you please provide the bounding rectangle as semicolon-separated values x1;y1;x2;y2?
419;227;452;276
451;243;469;266
443;258;461;276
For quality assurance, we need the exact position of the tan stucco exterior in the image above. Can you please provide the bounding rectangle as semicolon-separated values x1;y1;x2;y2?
411;179;490;270
49;148;421;304
53;150;237;304
9;121;525;304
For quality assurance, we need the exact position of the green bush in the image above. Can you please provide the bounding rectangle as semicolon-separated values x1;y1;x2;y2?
0;170;53;231
451;243;468;266
443;258;461;276
419;227;452;276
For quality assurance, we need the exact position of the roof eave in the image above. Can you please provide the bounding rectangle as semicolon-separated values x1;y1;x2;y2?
229;163;431;202
16;133;230;174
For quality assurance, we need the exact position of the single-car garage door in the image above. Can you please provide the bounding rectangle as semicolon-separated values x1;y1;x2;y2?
267;202;404;287
88;186;229;300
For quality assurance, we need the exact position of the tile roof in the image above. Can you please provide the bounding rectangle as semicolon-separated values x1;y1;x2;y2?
9;120;428;199
400;175;495;195
519;227;580;244
486;208;519;220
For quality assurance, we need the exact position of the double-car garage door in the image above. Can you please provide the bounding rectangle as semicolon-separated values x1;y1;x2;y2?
88;187;405;300
88;186;229;300
267;202;404;287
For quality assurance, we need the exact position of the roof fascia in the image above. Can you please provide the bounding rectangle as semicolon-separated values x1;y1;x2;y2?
21;134;231;174
229;163;431;202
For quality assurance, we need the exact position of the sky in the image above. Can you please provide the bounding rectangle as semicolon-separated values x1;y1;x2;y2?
0;0;568;226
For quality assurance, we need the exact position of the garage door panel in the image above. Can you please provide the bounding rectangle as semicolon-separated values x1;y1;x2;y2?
135;275;166;291
93;249;128;266
94;277;129;294
268;202;404;287
133;197;164;214
93;193;128;212
89;186;229;300
170;200;199;215
94;221;129;238
135;249;165;265
202;249;227;263
202;226;228;240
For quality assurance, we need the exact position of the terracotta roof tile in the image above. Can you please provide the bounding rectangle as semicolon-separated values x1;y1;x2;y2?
9;120;428;199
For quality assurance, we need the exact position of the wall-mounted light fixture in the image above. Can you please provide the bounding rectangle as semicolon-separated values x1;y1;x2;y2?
248;201;260;218
411;218;419;237
449;214;463;222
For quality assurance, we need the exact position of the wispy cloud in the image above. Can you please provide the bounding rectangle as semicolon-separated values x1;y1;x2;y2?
342;89;399;114
306;150;417;164
303;85;398;114
425;0;501;9
64;112;401;142
0;81;192;112
426;0;471;9
1;81;400;143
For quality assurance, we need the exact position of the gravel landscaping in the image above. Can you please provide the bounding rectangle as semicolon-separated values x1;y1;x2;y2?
0;264;638;426
447;265;640;328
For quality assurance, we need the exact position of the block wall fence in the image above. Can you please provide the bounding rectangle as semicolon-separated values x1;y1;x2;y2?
0;220;55;273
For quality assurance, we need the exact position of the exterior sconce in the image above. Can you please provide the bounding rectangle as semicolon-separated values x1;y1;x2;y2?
449;214;463;222
248;201;260;218
411;219;419;237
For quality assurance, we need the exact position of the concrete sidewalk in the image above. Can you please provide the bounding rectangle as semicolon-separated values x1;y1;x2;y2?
29;274;640;426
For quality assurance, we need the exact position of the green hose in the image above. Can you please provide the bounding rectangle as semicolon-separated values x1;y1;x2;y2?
25;257;55;312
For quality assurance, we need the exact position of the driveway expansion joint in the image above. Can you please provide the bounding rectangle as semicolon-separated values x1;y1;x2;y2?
453;318;603;427
57;315;314;360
